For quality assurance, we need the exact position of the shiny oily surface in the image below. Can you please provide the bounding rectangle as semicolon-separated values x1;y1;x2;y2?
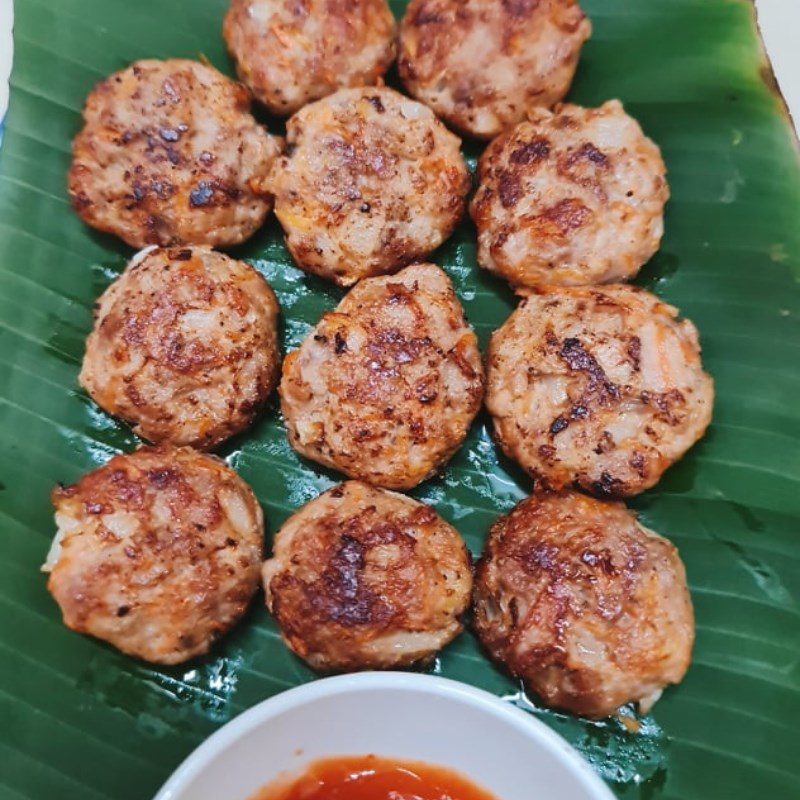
249;755;497;800
1;1;800;799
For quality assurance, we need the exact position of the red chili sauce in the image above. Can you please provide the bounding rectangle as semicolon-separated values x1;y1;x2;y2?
250;754;499;800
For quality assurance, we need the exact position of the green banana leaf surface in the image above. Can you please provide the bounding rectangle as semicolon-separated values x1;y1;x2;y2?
0;0;799;798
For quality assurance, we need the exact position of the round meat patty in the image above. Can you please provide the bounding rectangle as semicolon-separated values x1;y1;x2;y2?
68;59;281;249
263;480;473;671
269;86;471;286
79;246;281;450
398;0;591;140
470;101;669;288
223;0;397;116
44;446;264;665
486;285;713;497
473;491;694;718
280;263;484;489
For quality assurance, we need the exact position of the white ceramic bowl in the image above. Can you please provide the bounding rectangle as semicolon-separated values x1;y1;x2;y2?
155;673;614;800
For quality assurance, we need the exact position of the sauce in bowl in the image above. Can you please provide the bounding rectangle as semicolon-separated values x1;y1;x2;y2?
250;754;498;800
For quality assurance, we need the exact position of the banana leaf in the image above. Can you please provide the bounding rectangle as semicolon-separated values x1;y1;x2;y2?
0;1;798;798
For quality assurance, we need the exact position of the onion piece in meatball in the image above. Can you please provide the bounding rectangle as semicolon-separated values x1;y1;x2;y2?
79;246;281;451
270;87;471;286
470;101;669;288
280;263;484;489
44;446;264;665
263;481;473;671
486;284;713;497
68;59;281;248
223;0;397;116
399;0;591;140
473;491;694;718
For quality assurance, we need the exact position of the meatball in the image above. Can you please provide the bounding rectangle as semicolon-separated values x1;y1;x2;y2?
223;0;396;116
68;59;281;249
79;246;281;450
486;285;713;497
398;0;591;140
44;446;264;665
263;481;472;671
470;101;669;288
270;87;471;286
473;491;694;718
280;263;484;489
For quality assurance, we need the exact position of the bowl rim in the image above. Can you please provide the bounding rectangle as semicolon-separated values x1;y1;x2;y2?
153;671;616;800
